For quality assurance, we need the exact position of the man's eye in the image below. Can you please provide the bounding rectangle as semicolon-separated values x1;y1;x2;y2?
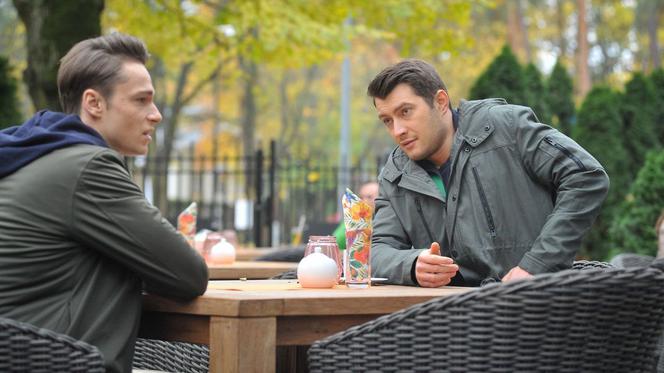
382;118;392;127
402;108;411;116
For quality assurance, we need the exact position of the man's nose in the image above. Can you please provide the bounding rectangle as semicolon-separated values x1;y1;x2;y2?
392;119;407;137
149;103;163;124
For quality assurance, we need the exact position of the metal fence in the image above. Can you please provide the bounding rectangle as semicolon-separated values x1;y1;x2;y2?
128;140;383;247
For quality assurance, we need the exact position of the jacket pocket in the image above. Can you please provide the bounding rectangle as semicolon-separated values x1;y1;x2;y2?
542;136;586;171
471;167;497;238
414;197;435;243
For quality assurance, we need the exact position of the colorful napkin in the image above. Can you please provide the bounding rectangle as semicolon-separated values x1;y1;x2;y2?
177;202;197;248
342;188;373;285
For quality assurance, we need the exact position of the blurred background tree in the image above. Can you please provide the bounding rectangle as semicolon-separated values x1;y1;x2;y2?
2;0;663;253
523;62;551;124
469;45;526;105
619;72;660;181
547;59;575;136
12;0;103;111
0;55;21;129
609;150;664;257
651;68;664;146
573;86;628;260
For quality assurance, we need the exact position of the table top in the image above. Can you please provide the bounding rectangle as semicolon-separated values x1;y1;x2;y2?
235;247;289;261
207;261;297;280
143;280;473;318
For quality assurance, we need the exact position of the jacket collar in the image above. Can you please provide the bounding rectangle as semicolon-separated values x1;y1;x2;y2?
455;98;505;148
382;98;508;181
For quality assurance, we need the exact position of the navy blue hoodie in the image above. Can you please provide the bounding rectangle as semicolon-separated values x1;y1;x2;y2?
0;110;108;178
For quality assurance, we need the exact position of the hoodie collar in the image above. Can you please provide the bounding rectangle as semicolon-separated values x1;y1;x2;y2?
0;110;107;178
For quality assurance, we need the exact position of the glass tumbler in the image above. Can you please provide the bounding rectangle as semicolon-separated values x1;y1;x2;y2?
305;235;342;283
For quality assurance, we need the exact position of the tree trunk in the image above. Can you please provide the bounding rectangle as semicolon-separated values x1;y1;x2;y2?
12;0;103;111
239;55;258;200
647;2;661;71
153;62;193;216
279;66;318;156
506;0;530;62
556;0;568;59
575;0;591;99
239;56;258;161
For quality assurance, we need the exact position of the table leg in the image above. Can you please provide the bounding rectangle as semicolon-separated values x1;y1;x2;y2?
210;316;276;373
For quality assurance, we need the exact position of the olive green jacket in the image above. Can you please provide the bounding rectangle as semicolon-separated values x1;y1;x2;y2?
0;145;208;373
371;99;609;286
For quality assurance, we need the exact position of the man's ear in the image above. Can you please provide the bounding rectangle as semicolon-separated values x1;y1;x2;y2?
81;89;104;119
434;89;449;114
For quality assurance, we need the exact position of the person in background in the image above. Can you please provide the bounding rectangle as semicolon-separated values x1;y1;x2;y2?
367;59;609;287
0;33;208;373
333;180;380;250
609;209;664;268
656;210;664;259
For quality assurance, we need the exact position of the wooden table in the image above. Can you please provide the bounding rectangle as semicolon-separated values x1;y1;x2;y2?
207;261;297;280
140;280;473;372
235;247;291;261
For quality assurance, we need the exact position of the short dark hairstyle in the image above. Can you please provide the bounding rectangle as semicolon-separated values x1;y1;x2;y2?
367;59;450;108
57;33;149;114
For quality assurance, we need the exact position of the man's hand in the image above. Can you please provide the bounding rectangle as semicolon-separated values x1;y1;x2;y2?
501;266;533;282
415;242;458;287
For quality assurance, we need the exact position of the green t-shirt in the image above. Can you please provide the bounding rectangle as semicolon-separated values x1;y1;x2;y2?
333;220;346;250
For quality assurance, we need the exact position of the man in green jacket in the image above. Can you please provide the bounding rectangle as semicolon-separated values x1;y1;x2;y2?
0;33;208;372
368;59;609;287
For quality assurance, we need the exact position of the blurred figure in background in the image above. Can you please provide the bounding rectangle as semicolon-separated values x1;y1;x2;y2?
610;209;664;268
656;210;664;259
333;180;379;250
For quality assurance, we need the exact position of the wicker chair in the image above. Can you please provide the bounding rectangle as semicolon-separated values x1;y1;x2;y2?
132;338;209;373
308;262;664;373
609;253;655;268
571;259;614;270
270;269;298;280
0;317;104;373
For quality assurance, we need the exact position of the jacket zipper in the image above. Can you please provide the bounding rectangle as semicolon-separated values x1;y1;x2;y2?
415;197;436;243
543;136;587;171
471;167;497;238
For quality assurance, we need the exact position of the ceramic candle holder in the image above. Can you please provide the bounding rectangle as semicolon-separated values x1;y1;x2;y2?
208;238;236;265
297;249;339;288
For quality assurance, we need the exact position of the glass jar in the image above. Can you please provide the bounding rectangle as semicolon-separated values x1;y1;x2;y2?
305;235;342;283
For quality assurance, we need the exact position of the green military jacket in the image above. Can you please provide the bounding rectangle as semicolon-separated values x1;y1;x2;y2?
371;99;609;286
0;145;208;373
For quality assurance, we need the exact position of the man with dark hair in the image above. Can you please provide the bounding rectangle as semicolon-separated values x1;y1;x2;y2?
368;59;609;287
0;33;208;373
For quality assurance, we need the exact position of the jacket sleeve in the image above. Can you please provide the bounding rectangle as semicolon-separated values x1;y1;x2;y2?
370;180;424;286
509;106;609;274
70;150;208;299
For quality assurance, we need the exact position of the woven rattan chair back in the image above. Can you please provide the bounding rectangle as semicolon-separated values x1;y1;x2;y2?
132;338;209;373
571;259;614;270
609;253;655;268
0;317;104;373
309;264;664;373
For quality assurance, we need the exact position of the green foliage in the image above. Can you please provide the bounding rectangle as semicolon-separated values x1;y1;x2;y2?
573;86;628;260
609;150;664;257
0;55;21;129
13;0;102;110
619;72;660;180
651;68;664;146
522;63;550;124
546;59;575;136
468;45;526;105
